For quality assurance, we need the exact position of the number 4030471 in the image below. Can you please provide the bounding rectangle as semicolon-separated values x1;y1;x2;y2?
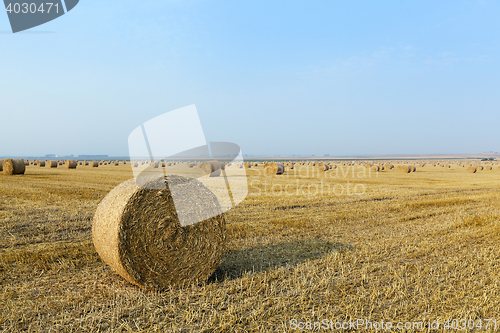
5;3;59;14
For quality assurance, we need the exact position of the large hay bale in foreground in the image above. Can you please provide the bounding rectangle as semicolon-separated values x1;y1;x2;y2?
3;159;25;175
92;175;226;289
65;160;78;169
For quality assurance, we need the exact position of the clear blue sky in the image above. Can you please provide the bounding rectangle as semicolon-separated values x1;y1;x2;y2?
1;0;499;157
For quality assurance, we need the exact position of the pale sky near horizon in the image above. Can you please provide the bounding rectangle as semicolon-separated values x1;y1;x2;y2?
1;0;499;157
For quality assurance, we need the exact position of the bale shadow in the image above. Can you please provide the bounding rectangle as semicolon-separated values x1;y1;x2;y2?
207;239;352;283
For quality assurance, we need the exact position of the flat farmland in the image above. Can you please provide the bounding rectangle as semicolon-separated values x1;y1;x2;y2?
1;162;500;332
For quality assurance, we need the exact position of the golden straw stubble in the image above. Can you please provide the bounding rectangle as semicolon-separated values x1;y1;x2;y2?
2;158;25;175
92;175;226;289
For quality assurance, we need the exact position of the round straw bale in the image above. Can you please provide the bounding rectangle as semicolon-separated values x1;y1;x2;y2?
371;165;380;172
318;163;328;172
477;166;484;171
133;162;139;167
468;166;477;173
65;160;78;169
0;159;3;172
201;161;221;177
3;159;25;175
263;162;278;177
47;161;57;168
485;165;492;171
24;160;29;166
38;161;45;167
91;161;99;167
92;175;225;289
396;165;411;173
411;165;416;172
276;163;285;175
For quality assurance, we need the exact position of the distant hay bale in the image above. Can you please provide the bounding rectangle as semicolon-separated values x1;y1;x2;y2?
47;161;58;168
65;160;78;169
318;163;328;171
371;165;380;172
79;161;83;165
263;162;278;176
477;166;484;171
24;160;29;166
411;165;416;172
485;165;492;171
3;159;26;175
133;162;139;167
92;175;225;289
84;161;89;166
115;161;120;166
91;161;99;167
468;166;477;173
38;161;45;167
276;163;285;175
201;161;222;177
58;161;63;166
396;165;411;173
161;162;166;167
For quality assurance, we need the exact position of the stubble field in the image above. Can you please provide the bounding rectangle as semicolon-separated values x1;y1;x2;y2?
1;161;500;332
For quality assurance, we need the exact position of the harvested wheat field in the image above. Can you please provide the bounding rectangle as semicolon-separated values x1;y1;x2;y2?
1;161;500;332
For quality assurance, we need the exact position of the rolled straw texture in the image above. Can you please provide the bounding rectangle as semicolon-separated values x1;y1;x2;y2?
3;159;25;175
66;160;78;169
92;175;225;289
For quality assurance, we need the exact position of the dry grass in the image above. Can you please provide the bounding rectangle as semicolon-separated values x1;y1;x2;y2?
1;162;500;331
